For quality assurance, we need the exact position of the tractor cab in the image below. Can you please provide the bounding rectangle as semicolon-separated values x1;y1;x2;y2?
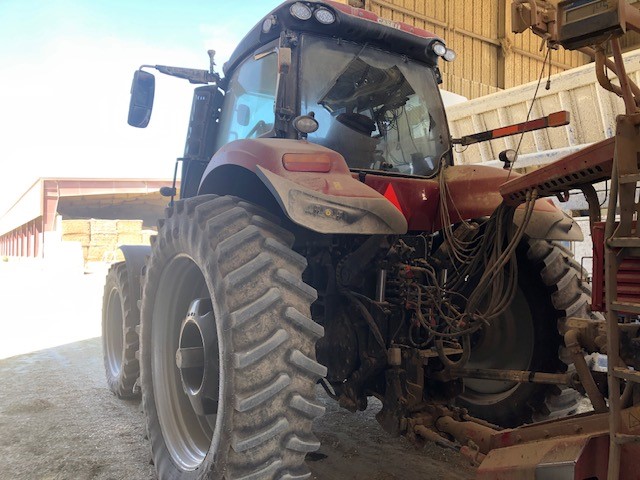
128;1;456;197
297;35;450;176
216;31;451;176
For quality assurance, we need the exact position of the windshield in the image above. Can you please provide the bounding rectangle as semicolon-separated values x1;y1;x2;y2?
300;35;450;177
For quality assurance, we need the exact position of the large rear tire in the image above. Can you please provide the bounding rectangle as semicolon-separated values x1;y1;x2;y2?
140;195;326;480
102;262;140;399
457;239;590;427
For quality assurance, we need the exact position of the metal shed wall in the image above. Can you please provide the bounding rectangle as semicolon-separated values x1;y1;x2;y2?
360;0;602;99
0;179;173;258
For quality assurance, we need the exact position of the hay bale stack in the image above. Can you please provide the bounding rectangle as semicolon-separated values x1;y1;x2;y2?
116;220;143;234
62;233;91;245
90;220;118;248
62;218;151;264
87;245;110;262
62;219;91;235
116;220;144;246
61;220;91;246
117;233;143;245
90;233;116;245
90;219;118;235
87;219;119;262
141;229;156;246
87;245;123;262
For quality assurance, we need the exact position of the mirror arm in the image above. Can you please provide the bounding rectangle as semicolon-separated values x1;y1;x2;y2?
140;65;220;85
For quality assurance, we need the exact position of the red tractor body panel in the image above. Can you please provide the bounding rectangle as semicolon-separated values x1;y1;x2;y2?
201;139;408;234
363;165;558;233
206;138;379;199
359;174;440;232
201;139;581;239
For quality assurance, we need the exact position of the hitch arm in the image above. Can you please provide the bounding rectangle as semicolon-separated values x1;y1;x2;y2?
451;110;570;147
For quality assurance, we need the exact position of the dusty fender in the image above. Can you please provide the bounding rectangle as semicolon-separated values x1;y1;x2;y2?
442;165;583;241
117;245;151;309
198;138;408;235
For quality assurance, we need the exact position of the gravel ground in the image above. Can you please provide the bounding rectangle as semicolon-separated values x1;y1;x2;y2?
0;259;475;480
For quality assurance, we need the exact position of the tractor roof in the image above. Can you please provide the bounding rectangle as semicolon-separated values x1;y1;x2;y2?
223;0;442;76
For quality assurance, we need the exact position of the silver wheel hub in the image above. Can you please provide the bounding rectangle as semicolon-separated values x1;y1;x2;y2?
177;298;220;417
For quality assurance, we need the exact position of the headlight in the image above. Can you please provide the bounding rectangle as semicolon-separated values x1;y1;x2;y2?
262;15;276;33
290;2;312;20
432;42;447;57
443;48;456;62
314;8;336;25
292;114;319;134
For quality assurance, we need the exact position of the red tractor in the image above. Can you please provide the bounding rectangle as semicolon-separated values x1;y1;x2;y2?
102;1;595;478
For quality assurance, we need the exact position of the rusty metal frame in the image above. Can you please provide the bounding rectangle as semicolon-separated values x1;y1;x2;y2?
604;104;640;480
438;5;640;478
439;367;574;386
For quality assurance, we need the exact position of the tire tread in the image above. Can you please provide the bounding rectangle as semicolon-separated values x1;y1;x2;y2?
139;195;324;480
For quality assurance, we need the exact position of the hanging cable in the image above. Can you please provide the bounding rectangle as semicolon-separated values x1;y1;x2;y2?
508;46;552;179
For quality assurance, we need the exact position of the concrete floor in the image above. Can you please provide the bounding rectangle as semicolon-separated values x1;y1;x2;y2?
0;259;475;480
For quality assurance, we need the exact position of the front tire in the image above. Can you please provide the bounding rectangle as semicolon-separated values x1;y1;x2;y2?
140;195;326;480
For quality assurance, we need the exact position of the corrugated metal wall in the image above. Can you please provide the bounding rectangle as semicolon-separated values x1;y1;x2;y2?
504;4;588;88
361;0;593;99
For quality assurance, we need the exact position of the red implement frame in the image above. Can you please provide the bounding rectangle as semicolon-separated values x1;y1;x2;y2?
500;137;615;206
498;58;640;480
592;222;640;312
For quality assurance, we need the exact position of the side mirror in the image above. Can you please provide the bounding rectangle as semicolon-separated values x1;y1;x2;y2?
128;70;155;128
236;104;250;127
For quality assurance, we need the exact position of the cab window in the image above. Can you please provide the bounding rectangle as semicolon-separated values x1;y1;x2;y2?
215;51;278;149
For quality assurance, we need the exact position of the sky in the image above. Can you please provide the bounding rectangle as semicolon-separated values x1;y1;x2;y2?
0;0;281;214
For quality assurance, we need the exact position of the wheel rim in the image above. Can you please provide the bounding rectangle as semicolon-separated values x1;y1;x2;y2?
105;288;124;378
152;255;221;471
461;286;535;403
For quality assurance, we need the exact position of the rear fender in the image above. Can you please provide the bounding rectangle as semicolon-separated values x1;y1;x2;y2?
198;139;408;235
117;245;151;310
442;165;582;241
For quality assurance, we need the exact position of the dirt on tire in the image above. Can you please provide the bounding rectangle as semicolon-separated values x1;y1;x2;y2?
140;195;327;479
0;248;475;480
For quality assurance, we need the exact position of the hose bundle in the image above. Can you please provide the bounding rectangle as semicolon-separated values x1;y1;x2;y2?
428;160;539;366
